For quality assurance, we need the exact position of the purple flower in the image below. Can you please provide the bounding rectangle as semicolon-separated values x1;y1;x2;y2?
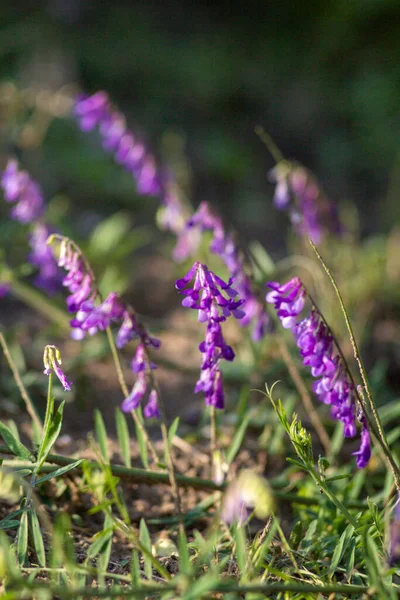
74;92;161;197
177;262;245;409
266;277;370;468
28;224;60;294
0;283;9;298
389;496;400;566
143;389;160;419
222;470;274;524
43;345;72;391
121;371;147;412
268;162;341;243
174;202;270;341
116;309;161;350
1;160;44;223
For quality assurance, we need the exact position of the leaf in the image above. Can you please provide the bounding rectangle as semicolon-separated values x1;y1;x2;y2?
37;401;65;468
329;524;354;577
29;509;46;567
139;518;152;581
94;409;109;463
0;519;20;530
226;414;250;465
0;421;34;461
135;417;149;469
115;409;131;468
178;528;190;575
87;528;113;560
130;549;140;586
168;417;180;445
234;524;247;576
88;212;132;257
34;459;84;486
17;509;28;566
98;514;113;573
345;537;356;582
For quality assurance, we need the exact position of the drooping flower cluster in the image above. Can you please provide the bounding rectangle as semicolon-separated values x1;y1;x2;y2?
266;277;371;468
175;202;270;341
176;262;245;408
74;91;161;196
0;160;44;223
43;345;72;391
0;160;60;294
48;235;161;417
268;161;341;243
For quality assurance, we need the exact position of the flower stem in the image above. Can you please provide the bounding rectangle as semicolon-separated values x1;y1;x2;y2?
0;330;42;431
276;333;331;456
254;125;284;164
309;239;400;490
105;326;160;466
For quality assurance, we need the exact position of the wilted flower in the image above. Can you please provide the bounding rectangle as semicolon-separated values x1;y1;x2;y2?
222;470;274;524
176;262;245;409
74;91;161;196
266;276;371;468
0;160;44;223
43;345;72;391
268;161;341;243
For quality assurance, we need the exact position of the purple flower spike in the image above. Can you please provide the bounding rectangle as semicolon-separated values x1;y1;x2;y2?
266;276;370;468
1;160;44;223
177;262;245;410
28;224;61;294
74;91;161;197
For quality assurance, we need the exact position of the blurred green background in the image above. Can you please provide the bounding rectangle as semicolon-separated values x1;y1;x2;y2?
1;0;400;249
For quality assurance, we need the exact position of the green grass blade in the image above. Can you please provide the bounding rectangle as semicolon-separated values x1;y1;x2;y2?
29;509;46;567
94;409;109;463
115;408;131;468
0;421;33;461
139;518;153;581
34;459;84;486
17;509;28;566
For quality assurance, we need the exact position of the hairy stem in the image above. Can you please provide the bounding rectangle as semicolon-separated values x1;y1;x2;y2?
309;239;400;491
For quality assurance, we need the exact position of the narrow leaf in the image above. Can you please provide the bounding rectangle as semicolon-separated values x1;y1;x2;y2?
329;524;354;576
115;409;131;468
0;422;33;461
135;419;149;469
17;510;28;566
98;514;113;573
226;414;250;465
94;409;109;463
168;417;180;445
234;524;247;576
0;519;20;530
29;509;46;566
34;459;84;486
130;549;140;586
139;518;152;580
37;401;65;467
178;528;190;575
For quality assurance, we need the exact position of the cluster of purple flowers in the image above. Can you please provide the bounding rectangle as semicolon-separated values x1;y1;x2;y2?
176;262;245;408
175;202;270;341
74;91;161;196
266;277;371;468
51;235;161;417
43;345;72;392
268;161;341;244
0;160;60;294
0;160;44;223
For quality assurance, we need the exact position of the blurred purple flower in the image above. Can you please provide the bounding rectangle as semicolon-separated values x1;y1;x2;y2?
389;496;400;566
0;283;9;298
268;161;341;243
266;277;370;468
28;223;60;294
1;160;44;223
74;92;161;196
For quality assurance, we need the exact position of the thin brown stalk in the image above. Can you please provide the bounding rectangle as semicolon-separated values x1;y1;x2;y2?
0;331;42;431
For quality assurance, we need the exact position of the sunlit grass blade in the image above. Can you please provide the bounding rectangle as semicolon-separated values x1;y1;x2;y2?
37;400;65;468
115;408;131;468
94;408;109;463
17;509;28;566
34;459;84;486
29;509;46;567
139;518;153;581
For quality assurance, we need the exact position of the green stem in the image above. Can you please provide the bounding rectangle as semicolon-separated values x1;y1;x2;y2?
309;239;400;491
0;331;42;431
254;125;284;164
5;578;373;598
0;446;377;509
10;279;71;332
